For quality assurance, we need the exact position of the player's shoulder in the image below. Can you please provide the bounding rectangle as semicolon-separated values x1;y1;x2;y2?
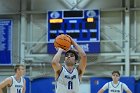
104;81;110;86
108;81;112;84
118;81;124;84
5;76;13;81
106;81;113;86
120;82;127;86
1;76;13;85
22;77;26;83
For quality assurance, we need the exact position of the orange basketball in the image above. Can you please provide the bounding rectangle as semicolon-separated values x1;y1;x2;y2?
54;34;72;51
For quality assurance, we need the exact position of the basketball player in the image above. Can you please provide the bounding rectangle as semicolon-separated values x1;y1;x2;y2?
51;35;87;93
98;71;132;93
0;64;26;93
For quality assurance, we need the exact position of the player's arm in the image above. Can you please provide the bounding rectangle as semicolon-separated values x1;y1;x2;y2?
98;89;104;93
70;37;87;76
123;83;132;93
98;83;108;93
0;77;12;93
125;89;132;93
51;48;63;76
22;79;26;93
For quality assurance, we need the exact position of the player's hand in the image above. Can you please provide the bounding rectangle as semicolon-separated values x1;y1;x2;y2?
55;47;66;52
66;35;75;45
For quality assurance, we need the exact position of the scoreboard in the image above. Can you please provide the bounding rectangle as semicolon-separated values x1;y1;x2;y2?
47;10;100;53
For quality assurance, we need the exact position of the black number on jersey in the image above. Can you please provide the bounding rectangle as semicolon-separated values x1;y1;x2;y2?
68;81;73;89
17;89;21;93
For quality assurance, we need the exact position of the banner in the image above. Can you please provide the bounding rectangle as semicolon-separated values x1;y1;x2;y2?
0;19;12;64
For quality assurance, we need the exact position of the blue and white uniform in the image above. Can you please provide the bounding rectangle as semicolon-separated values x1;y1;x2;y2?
102;81;129;93
56;66;80;93
7;76;24;93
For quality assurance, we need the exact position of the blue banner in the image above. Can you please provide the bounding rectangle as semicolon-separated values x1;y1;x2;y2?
47;42;100;54
0;19;12;64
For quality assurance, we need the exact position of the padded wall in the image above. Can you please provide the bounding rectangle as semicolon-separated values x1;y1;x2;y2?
25;77;30;93
31;77;55;93
135;79;140;93
120;77;135;93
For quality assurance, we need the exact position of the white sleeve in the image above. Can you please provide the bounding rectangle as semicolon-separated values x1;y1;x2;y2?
122;83;129;91
102;83;109;91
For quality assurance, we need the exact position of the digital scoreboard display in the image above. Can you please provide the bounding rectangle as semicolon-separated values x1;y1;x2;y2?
47;10;100;53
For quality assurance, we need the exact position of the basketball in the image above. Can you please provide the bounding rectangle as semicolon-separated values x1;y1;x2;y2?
54;34;72;51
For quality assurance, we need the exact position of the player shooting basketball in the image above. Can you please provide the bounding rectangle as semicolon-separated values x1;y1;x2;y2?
51;35;87;93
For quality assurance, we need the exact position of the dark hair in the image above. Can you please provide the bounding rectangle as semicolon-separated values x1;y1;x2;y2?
112;71;120;76
14;64;25;72
65;50;78;60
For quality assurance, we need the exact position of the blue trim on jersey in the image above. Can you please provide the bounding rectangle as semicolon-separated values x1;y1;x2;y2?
14;77;21;83
64;65;75;74
76;67;81;83
111;81;120;88
56;66;63;81
78;75;80;83
23;77;25;84
121;83;123;92
108;82;109;93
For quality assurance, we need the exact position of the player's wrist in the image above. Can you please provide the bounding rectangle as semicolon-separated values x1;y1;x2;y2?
57;48;65;53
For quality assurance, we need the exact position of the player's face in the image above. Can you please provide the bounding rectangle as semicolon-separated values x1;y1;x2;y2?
65;53;76;66
112;73;120;82
18;66;25;76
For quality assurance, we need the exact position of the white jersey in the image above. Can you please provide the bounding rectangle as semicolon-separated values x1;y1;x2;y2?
102;81;129;93
7;76;24;93
56;66;80;93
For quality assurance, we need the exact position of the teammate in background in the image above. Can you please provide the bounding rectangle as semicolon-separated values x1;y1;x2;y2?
0;64;26;93
98;71;132;93
51;35;87;93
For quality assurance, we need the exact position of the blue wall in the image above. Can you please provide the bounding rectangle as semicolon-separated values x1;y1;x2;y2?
135;79;140;93
31;77;55;93
25;77;30;93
